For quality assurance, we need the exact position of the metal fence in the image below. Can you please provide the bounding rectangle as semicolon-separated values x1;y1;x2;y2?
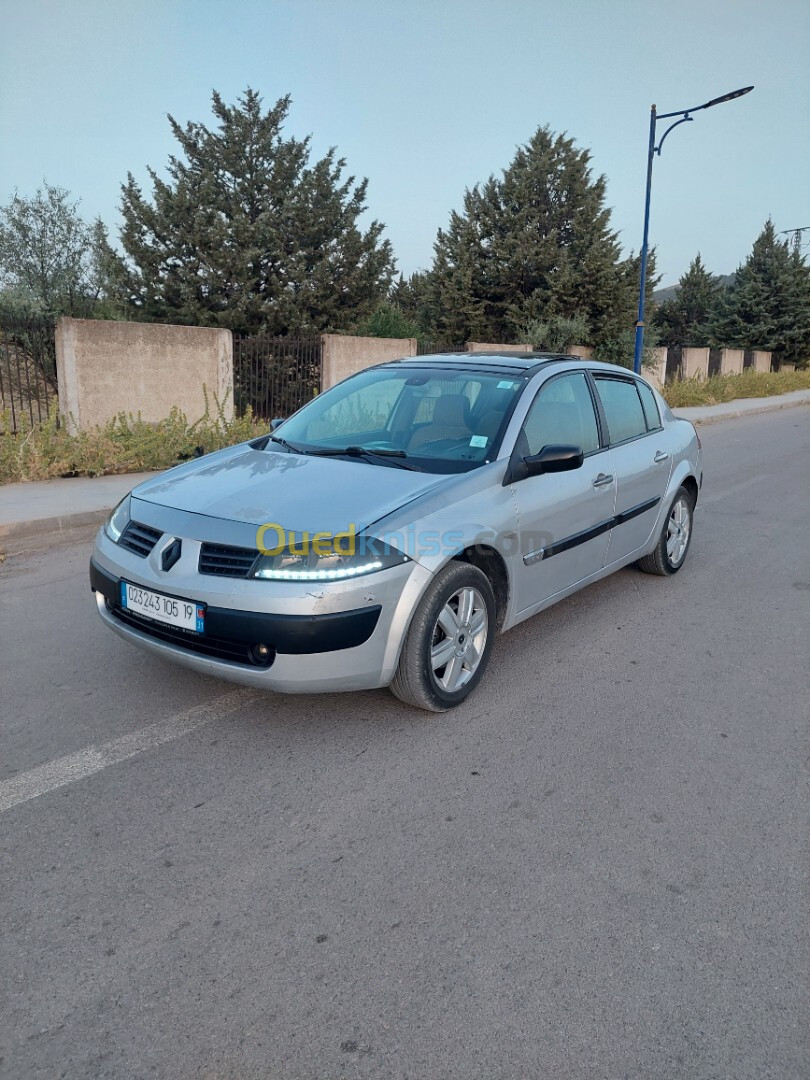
0;318;57;433
233;335;322;419
417;340;468;356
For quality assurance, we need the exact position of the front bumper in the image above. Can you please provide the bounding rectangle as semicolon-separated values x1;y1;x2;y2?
90;526;433;693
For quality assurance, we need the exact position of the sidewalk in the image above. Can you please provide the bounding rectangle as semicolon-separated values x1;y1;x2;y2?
1;389;808;550
0;472;158;548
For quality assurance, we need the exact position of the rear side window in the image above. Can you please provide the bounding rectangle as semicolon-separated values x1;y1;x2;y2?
593;377;647;444
637;381;662;431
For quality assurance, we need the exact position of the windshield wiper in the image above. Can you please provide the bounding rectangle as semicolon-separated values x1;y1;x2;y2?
268;435;305;454
308;446;423;471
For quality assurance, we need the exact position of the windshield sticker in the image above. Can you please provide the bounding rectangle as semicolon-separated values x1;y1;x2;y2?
469;435;488;448
497;380;515;389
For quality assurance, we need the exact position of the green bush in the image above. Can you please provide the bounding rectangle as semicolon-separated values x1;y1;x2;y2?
519;313;590;353
353;301;421;340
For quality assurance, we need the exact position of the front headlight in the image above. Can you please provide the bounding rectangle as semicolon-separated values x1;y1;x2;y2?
103;494;131;543
252;535;410;581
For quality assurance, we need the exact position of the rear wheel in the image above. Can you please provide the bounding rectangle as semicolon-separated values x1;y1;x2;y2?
638;486;695;576
390;561;495;712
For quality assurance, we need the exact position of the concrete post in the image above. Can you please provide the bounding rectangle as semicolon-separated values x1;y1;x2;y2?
752;351;772;373
320;334;417;390
645;347;668;390
720;349;744;375
567;345;594;359
780;362;796;373
683;347;709;380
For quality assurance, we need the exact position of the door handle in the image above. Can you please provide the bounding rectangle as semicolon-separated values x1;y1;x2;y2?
654;451;669;463
592;473;614;488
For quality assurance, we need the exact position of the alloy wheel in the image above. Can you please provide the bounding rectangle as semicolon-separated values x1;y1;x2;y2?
666;496;691;567
429;586;489;693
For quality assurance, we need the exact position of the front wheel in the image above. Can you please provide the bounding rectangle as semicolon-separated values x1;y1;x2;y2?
638;486;695;576
390;561;496;712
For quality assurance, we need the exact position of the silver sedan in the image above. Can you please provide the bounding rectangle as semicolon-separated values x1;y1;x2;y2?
90;353;702;711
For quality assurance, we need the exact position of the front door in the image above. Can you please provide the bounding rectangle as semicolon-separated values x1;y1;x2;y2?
510;371;615;613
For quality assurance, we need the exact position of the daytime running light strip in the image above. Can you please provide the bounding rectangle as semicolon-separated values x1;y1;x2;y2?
255;560;384;581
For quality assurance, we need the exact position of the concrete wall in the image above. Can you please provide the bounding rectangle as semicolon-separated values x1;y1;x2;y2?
320;334;417;390
752;350;772;373
467;342;532;353
645;347;668;390
720;349;744;375
56;318;232;433
567;345;594;359
683;347;709;380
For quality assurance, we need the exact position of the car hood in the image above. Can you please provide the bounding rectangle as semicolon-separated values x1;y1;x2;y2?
133;444;447;536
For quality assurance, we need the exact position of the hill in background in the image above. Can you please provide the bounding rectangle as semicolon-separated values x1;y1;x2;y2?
653;272;735;304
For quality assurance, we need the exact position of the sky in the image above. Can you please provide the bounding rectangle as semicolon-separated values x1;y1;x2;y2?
1;0;808;289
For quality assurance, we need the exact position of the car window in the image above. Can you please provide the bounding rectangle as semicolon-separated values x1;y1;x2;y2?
306;377;407;440
520;373;600;456
636;381;662;431
594;377;647;444
276;366;527;473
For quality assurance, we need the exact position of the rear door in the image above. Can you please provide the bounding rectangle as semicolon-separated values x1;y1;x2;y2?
510;371;615;612
591;374;672;563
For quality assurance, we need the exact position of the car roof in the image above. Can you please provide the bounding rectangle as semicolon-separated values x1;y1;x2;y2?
381;352;645;378
384;351;578;374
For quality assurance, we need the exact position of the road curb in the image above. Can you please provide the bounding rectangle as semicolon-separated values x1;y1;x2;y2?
0;509;107;547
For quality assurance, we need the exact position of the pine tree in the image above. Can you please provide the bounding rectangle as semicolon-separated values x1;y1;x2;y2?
106;89;395;335
390;272;444;341
428;127;641;348
654;253;722;346
709;220;810;365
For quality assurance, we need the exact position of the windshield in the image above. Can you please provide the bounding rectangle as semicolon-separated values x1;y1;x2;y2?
272;365;527;473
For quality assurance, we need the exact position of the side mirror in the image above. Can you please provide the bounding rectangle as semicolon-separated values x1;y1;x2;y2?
507;443;584;483
526;444;584;476
270;417;285;431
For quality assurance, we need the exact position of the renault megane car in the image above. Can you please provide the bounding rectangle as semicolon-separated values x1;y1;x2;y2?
90;353;701;711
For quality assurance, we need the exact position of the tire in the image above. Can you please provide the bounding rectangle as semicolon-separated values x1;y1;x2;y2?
638;485;695;576
390;560;496;712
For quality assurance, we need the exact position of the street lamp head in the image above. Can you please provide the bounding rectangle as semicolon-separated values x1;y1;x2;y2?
700;85;754;110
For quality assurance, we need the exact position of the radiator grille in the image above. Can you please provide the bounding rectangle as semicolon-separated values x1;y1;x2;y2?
119;521;162;558
199;543;260;578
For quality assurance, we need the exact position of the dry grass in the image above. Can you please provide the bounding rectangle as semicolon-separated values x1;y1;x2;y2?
0;392;265;484
662;368;810;408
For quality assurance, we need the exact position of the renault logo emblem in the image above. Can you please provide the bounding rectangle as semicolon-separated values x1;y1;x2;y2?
161;538;182;572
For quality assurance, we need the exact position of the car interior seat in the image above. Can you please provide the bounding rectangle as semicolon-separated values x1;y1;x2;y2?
408;394;472;450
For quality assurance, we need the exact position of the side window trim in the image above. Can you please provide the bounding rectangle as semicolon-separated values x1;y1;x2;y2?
584;371;609;450
636;379;663;432
590;373;651;447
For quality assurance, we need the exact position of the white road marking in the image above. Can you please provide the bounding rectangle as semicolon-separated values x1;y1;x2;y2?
0;688;258;813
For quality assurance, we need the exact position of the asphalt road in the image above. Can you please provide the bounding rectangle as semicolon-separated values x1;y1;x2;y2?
1;408;808;1080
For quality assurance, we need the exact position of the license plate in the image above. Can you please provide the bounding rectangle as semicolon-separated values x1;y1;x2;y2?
120;581;205;633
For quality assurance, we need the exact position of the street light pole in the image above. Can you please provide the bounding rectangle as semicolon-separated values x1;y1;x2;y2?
632;85;754;374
